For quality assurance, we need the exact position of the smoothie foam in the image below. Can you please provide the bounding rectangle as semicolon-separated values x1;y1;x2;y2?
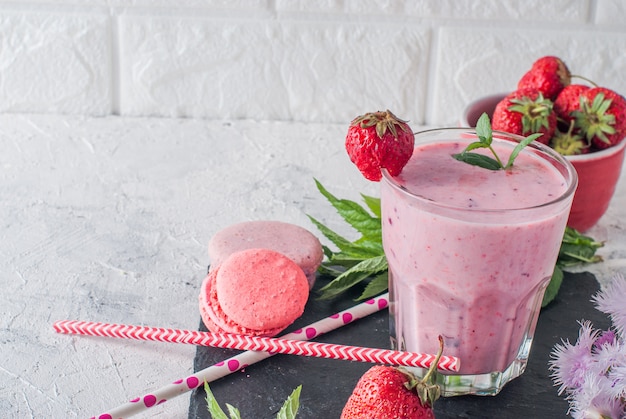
382;136;575;378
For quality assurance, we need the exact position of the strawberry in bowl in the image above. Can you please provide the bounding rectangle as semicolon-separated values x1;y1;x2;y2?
460;56;626;232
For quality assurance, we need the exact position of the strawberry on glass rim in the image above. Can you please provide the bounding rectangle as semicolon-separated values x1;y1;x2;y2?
345;110;415;181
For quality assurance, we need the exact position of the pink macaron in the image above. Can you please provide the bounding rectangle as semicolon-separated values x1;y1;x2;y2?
199;248;310;337
208;220;323;289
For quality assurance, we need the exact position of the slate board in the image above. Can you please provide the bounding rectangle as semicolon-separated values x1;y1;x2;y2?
188;271;609;419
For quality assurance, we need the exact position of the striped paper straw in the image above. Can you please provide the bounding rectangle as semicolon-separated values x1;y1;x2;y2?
63;294;391;418
55;293;457;418
54;320;459;370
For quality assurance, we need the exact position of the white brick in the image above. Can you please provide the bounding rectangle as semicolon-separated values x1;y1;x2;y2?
431;27;626;126
405;0;589;22
344;0;413;15
118;17;431;123
0;10;111;115
595;0;626;25
276;0;343;13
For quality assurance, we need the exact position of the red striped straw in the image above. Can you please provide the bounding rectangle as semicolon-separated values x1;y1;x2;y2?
53;319;460;371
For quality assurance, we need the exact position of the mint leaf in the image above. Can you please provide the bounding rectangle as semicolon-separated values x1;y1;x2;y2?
454;112;541;170
206;382;301;419
452;152;502;170
504;133;543;169
558;227;604;266
226;405;241;419
318;255;388;300
308;215;382;258
542;265;563;307
277;385;302;419
361;194;381;218
476;110;493;142
205;382;231;419
358;271;389;300
313;179;381;241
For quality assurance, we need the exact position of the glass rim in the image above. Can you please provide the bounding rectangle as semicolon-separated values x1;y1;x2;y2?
381;127;579;213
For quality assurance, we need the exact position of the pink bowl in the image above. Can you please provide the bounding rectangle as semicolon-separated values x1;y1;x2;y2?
461;94;626;232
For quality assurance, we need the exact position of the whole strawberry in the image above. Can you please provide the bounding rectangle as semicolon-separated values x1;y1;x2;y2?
573;87;626;149
340;337;444;419
491;88;557;144
517;56;571;100
553;84;590;128
345;110;415;181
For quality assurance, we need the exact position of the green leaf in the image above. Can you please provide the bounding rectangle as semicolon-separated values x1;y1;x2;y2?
361;194;381;218
557;226;604;266
307;215;381;258
452;152;502;170
463;141;490;152
313;179;382;241
358;271;389;301
205;382;230;419
206;381;301;419
504;133;542;169
318;270;375;300
277;385;302;419
542;266;563;307
456;112;541;170
475;112;493;144
318;255;388;300
225;405;241;419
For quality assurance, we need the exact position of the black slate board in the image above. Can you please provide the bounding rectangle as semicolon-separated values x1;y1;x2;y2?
188;271;609;419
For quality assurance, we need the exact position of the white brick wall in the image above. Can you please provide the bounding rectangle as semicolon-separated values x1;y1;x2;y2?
1;1;625;126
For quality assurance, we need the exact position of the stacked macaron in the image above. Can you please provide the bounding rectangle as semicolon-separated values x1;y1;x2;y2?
199;248;310;337
200;221;323;337
207;220;323;289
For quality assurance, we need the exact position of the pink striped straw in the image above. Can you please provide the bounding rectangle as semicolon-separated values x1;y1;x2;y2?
54;320;459;371
56;293;458;418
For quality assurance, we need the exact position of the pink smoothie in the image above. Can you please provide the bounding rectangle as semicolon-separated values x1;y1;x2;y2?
381;136;576;377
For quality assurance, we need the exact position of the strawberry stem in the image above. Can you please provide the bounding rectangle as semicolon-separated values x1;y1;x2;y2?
422;335;445;384
570;74;598;87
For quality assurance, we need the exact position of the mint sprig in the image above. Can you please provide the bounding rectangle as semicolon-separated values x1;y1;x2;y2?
453;112;543;170
205;382;301;419
307;179;386;300
309;180;603;307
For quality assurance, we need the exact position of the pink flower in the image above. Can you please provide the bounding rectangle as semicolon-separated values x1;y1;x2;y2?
593;273;626;338
550;321;600;393
550;272;626;419
568;372;625;419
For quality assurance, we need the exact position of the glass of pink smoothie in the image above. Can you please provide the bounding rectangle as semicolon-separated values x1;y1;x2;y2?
381;128;577;396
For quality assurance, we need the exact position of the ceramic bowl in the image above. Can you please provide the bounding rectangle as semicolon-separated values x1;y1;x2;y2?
460;94;626;232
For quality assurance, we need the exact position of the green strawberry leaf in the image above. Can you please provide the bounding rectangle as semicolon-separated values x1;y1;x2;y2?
277;385;302;419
